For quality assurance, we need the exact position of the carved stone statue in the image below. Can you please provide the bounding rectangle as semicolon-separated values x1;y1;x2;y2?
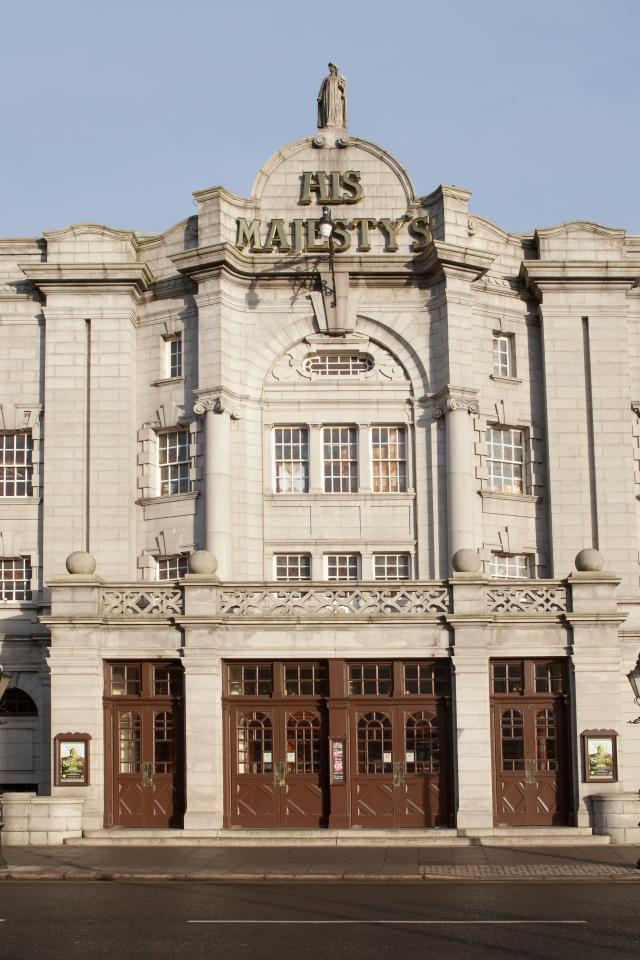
317;62;347;129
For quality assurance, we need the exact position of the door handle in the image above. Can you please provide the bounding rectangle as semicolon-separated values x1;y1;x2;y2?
274;761;286;787
525;759;536;784
143;761;154;787
393;762;405;786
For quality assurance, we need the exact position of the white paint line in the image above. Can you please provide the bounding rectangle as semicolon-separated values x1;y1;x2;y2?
187;919;587;925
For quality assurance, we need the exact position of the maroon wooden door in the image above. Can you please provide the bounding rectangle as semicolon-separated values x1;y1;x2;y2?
491;660;570;826
226;702;328;828
104;662;184;829
350;702;450;828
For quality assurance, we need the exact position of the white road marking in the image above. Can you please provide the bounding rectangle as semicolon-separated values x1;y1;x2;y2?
187;919;587;925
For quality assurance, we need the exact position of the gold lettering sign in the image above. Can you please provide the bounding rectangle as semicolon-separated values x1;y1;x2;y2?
234;171;431;254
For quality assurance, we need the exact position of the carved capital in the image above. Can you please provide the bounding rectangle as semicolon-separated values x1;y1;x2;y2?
193;393;241;419
429;387;479;420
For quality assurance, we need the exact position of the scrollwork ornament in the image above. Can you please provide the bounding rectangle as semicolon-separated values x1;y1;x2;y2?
193;395;241;419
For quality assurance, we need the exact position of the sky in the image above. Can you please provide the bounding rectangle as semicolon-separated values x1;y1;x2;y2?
0;0;638;237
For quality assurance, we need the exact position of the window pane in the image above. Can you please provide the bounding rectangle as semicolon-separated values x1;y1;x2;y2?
0;556;32;601
492;334;514;378
159;429;190;496
488;553;530;578
323;426;357;492
274;427;309;493
157;555;188;580
373;553;410;580
485;428;524;495
326;554;359;581
0;431;34;497
275;554;311;581
303;354;373;376
371;426;407;493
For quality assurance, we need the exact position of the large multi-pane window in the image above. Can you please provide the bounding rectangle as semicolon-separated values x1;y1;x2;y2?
485;427;524;494
274;427;309;493
492;333;514;378
323;426;357;492
372;426;406;492
0;431;33;497
373;553;411;580
0;557;32;601
326;553;359;581
275;554;311;581
488;553;530;579
159;429;190;496
157;555;189;580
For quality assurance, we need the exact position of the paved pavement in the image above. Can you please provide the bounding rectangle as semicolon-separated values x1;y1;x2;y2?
1;843;639;881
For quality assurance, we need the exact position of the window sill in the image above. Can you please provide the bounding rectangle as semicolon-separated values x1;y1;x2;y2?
480;491;541;504
0;600;41;610
265;491;416;501
151;376;185;387
490;375;522;386
0;496;41;505
136;491;198;506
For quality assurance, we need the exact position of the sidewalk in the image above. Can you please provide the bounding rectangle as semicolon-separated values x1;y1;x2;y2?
1;843;639;881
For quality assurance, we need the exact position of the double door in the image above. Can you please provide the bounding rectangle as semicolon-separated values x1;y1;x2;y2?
226;702;328;827
491;698;569;826
104;661;185;828
350;702;450;828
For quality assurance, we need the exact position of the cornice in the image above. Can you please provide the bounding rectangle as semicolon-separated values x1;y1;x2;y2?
415;241;495;281
19;262;155;296
520;260;640;296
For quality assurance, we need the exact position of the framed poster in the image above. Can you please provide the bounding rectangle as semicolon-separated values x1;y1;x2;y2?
54;732;91;786
581;729;617;783
330;738;346;785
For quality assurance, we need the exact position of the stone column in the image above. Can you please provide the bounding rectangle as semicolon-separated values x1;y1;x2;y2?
449;573;493;831
195;394;239;581
435;389;479;567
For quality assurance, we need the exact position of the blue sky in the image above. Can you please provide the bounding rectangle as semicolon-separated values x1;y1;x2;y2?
1;0;638;236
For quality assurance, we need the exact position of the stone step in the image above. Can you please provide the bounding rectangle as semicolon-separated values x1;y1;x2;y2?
65;826;609;847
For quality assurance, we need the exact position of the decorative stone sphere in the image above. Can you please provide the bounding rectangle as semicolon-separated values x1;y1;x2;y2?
188;550;218;575
65;551;96;575
575;548;604;573
452;548;482;574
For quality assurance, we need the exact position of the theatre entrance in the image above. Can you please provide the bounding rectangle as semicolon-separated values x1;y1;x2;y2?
490;659;571;826
223;659;452;829
103;661;185;828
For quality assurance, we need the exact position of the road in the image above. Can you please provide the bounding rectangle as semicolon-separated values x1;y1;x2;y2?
0;881;637;960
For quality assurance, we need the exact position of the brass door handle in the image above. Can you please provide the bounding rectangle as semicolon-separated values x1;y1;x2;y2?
274;761;286;787
143;761;154;786
525;759;536;784
393;762;405;786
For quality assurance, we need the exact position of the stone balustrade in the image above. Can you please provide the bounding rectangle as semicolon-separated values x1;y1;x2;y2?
92;580;570;619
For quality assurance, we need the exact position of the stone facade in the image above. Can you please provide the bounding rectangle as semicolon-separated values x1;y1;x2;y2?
0;107;639;843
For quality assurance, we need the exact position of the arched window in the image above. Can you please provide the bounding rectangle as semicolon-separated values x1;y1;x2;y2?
0;687;37;716
536;708;558;772
286;711;321;773
237;712;273;774
357;711;392;774
405;711;439;774
500;708;524;772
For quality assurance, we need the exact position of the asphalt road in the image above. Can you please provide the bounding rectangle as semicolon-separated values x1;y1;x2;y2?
0;881;638;960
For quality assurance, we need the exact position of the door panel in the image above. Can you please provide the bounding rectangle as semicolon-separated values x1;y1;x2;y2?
104;661;184;829
227;703;328;827
492;700;568;825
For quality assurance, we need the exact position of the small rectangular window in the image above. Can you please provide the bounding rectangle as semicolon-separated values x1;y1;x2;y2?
485;427;524;494
154;664;183;697
158;429;190;496
348;662;392;696
372;426;407;493
228;663;273;697
0;431;33;497
492;333;514;378
275;554;311;581
110;663;141;696
168;335;183;379
488;553;530;579
323;426;357;492
491;662;524;695
157;555;189;580
0;556;32;601
535;662;565;694
326;554;359;581
274;427;309;493
404;662;448;695
284;663;328;696
373;553;411;580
